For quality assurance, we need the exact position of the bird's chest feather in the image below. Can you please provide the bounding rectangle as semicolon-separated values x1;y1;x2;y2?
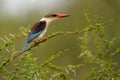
38;28;47;38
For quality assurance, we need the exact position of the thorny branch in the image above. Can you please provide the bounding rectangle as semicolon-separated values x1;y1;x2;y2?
13;28;93;59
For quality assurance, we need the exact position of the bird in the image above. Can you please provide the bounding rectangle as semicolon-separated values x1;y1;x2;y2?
22;13;70;52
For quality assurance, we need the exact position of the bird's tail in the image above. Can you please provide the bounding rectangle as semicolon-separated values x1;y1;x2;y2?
22;43;30;52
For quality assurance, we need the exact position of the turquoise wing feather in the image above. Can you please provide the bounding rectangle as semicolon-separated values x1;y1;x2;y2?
22;31;43;52
27;31;43;42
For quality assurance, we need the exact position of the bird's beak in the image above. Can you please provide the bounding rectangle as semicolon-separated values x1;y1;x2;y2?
57;14;70;18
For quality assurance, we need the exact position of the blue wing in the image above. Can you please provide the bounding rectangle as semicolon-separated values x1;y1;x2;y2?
27;31;43;42
22;31;43;51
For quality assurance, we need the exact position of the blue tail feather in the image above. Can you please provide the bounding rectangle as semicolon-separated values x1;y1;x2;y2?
22;43;30;52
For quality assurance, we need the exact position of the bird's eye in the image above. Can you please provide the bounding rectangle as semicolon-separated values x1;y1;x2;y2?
51;14;57;17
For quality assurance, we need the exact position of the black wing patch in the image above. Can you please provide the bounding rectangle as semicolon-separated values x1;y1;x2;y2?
31;21;46;34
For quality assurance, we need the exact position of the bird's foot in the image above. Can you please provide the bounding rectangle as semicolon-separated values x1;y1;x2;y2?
41;38;46;42
34;41;39;45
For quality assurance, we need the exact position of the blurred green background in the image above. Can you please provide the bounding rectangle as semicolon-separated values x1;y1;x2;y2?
0;0;120;79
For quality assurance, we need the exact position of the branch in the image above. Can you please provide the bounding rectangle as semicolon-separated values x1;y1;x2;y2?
12;28;94;59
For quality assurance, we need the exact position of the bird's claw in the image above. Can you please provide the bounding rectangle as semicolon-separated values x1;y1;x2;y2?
41;38;46;41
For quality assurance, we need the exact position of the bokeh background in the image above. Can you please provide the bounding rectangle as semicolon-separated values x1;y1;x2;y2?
0;0;120;79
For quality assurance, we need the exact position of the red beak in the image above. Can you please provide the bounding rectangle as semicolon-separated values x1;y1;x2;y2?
57;14;70;18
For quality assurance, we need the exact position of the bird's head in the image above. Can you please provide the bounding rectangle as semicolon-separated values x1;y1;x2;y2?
40;13;70;23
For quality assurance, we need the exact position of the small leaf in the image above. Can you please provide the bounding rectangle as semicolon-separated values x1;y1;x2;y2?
9;33;15;37
5;48;10;53
4;35;10;41
0;37;7;43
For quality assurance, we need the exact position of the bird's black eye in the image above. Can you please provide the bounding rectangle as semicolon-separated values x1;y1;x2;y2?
51;14;57;17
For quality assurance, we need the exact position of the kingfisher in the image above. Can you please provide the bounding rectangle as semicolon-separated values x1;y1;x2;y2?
22;13;70;52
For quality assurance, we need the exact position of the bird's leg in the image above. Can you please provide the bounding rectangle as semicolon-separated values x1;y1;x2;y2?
33;41;39;45
41;38;46;42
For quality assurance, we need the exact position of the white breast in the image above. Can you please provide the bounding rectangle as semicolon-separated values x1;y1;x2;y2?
38;27;47;38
